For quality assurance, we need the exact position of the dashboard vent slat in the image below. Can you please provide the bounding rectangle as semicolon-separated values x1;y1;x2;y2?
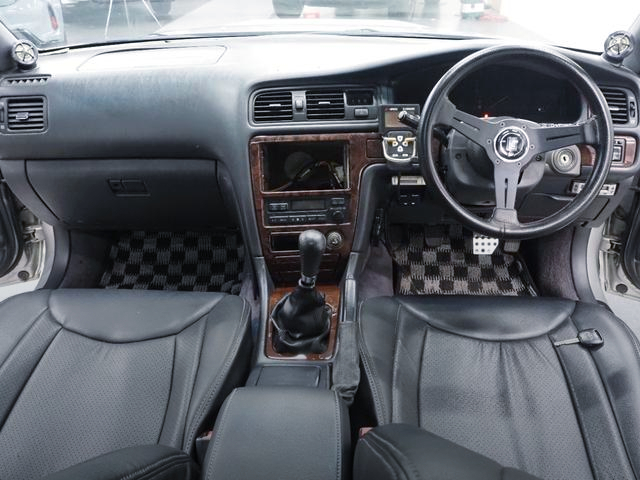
2;76;49;86
6;97;46;132
253;91;293;122
306;90;345;119
601;87;630;125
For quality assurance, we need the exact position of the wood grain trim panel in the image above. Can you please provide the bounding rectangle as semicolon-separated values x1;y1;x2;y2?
250;133;385;285
580;135;637;167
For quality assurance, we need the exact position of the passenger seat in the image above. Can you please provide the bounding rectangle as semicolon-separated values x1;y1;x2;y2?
0;289;251;480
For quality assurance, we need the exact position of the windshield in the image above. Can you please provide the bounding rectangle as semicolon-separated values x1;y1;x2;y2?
1;0;638;51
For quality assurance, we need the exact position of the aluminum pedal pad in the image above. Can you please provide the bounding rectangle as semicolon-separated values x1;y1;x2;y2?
472;234;499;255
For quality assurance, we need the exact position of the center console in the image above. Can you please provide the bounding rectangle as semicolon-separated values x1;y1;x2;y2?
250;133;385;362
204;386;350;480
250;133;385;284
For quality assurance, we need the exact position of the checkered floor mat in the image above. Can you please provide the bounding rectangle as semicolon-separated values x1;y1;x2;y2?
388;224;537;296
99;231;244;294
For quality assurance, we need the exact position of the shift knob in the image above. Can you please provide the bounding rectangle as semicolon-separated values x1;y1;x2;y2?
299;230;326;286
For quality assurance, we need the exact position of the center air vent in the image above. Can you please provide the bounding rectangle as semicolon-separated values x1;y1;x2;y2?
6;96;46;132
306;90;345;120
601;87;632;125
253;91;293;122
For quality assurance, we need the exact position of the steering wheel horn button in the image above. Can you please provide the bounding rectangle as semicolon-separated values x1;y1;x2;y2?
494;127;529;161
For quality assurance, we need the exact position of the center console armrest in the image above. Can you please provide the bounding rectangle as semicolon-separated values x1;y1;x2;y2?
204;386;350;480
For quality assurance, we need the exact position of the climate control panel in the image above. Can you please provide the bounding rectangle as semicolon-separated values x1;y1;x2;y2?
266;196;349;226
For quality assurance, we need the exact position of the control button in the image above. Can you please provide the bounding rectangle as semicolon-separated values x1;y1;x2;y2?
331;198;346;206
613;145;623;162
326;231;344;250
571;181;617;196
354;108;369;118
268;203;288;212
331;209;345;224
397;146;404;153
295;98;304;110
270;216;288;225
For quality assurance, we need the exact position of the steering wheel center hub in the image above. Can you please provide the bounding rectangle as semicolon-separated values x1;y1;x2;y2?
494;127;529;162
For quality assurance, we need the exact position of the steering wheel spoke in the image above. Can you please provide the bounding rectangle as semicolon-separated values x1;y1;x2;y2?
529;116;598;154
489;206;521;229
493;162;522;211
436;97;495;146
487;159;523;229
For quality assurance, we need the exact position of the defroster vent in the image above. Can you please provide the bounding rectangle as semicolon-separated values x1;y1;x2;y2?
253;91;293;122
6;96;46;132
306;90;345;120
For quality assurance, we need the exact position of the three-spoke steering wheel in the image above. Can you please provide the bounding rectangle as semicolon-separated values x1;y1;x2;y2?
418;45;614;239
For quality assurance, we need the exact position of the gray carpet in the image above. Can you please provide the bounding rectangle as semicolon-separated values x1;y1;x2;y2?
388;224;537;296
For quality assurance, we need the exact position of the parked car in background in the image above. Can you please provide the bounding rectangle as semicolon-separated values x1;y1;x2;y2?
272;0;415;19
0;0;64;48
61;0;173;20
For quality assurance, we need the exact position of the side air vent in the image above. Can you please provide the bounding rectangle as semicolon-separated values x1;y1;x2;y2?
6;96;46;132
253;91;293;122
2;76;49;86
601;87;631;125
306;90;345;120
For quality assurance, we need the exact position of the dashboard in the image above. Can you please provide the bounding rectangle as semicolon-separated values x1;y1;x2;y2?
0;34;638;275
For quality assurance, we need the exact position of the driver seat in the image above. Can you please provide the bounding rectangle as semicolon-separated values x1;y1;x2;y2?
357;295;640;479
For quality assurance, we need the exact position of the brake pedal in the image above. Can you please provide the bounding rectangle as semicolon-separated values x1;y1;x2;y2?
473;234;499;255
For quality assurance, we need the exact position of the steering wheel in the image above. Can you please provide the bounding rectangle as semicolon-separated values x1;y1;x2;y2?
418;45;614;239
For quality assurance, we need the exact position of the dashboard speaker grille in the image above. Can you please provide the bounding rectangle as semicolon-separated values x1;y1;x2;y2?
601;87;630;125
306;90;345;119
6;96;46;132
253;91;293;122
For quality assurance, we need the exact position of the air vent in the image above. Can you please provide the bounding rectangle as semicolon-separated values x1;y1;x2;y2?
2;76;49;86
253;91;293;122
306;90;345;120
6;97;46;132
601;87;630;125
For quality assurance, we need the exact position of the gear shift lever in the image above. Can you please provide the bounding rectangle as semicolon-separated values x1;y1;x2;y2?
271;230;331;354
299;230;326;288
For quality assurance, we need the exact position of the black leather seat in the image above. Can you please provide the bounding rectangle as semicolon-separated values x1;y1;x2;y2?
0;289;251;480
357;295;640;479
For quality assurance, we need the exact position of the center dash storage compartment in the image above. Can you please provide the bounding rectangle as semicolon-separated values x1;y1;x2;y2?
204;386;350;480
262;141;349;192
